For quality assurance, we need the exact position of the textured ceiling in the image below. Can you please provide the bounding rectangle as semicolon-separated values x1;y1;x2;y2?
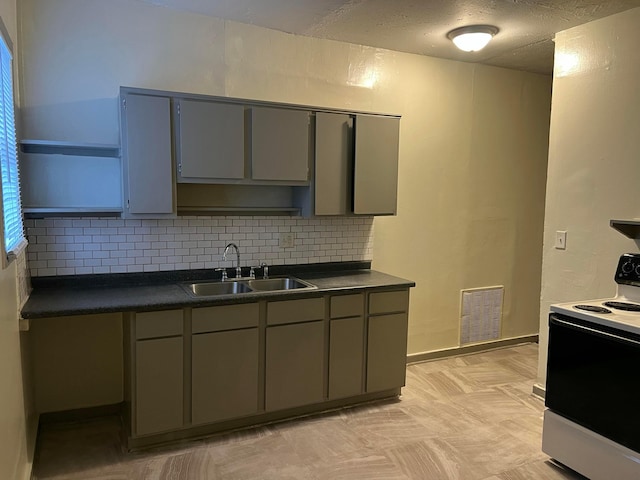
141;0;640;74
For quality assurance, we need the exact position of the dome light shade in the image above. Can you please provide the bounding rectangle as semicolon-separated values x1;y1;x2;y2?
447;25;499;52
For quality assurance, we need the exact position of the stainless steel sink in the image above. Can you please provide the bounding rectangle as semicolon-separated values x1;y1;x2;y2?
182;276;316;297
244;277;316;292
185;281;252;296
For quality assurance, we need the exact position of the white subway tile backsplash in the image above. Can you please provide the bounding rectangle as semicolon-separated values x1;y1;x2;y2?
25;215;374;277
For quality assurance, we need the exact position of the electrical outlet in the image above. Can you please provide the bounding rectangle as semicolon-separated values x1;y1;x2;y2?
555;231;567;250
279;232;295;248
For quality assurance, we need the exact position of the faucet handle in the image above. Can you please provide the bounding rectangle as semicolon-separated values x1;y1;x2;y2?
214;267;228;281
260;262;269;279
249;266;256;279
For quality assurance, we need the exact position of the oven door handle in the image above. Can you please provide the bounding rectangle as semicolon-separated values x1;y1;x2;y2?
551;316;640;347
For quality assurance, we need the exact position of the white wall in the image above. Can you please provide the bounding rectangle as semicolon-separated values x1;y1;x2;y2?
537;8;640;386
20;0;551;411
0;1;35;478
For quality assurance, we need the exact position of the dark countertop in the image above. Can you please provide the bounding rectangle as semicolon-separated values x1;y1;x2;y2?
21;263;415;319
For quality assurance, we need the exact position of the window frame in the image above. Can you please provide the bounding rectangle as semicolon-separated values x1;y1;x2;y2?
0;17;25;269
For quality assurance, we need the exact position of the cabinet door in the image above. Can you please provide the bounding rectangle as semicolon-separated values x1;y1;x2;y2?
122;93;174;215
353;115;400;215
251;107;310;182
135;337;183;435
366;312;408;392
314;112;352;215
265;321;324;411
192;329;259;425
177;100;245;181
329;316;364;399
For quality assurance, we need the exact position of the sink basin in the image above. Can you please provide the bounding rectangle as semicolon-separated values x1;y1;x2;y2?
185;281;252;296
244;277;316;291
182;276;316;297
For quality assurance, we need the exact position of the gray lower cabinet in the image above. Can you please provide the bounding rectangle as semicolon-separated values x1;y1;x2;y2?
366;290;410;392
133;310;184;436
126;286;411;446
191;304;260;425
192;329;259;425
265;321;325;411
328;294;364;399
265;297;325;411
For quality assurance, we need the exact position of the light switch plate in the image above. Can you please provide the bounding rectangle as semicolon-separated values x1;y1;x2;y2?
555;231;567;250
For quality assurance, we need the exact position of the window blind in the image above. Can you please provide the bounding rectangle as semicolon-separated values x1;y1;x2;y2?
0;33;25;261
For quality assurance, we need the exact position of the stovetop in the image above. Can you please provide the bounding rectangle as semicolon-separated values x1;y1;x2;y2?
551;298;640;335
550;253;640;335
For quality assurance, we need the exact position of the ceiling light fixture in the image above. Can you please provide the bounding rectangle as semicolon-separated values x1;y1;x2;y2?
447;25;499;52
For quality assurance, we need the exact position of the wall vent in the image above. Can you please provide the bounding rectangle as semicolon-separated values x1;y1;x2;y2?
460;286;503;345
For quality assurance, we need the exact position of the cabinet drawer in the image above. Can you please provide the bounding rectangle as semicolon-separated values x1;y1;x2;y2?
135;310;183;339
369;290;409;315
267;298;324;326
330;294;364;318
192;303;259;334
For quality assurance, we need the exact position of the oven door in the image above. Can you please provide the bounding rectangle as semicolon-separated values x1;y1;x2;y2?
546;313;640;453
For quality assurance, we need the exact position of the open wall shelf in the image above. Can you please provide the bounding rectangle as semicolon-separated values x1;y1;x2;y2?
20;140;120;158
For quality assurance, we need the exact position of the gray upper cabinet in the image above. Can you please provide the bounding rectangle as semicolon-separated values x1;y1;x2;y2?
176;100;245;182
353;115;400;215
312;112;400;217
251;107;310;183
121;92;175;216
314;112;352;215
116;87;399;217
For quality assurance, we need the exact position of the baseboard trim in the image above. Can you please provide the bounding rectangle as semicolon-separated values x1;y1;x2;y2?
38;403;123;425
24;411;39;480
532;383;546;399
406;334;539;365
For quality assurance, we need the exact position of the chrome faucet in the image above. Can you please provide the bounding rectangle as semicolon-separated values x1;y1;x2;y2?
223;243;242;278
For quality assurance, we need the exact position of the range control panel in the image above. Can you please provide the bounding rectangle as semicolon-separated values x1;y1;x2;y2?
615;253;640;287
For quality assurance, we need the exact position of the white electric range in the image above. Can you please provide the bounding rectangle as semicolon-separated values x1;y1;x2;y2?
543;253;640;480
